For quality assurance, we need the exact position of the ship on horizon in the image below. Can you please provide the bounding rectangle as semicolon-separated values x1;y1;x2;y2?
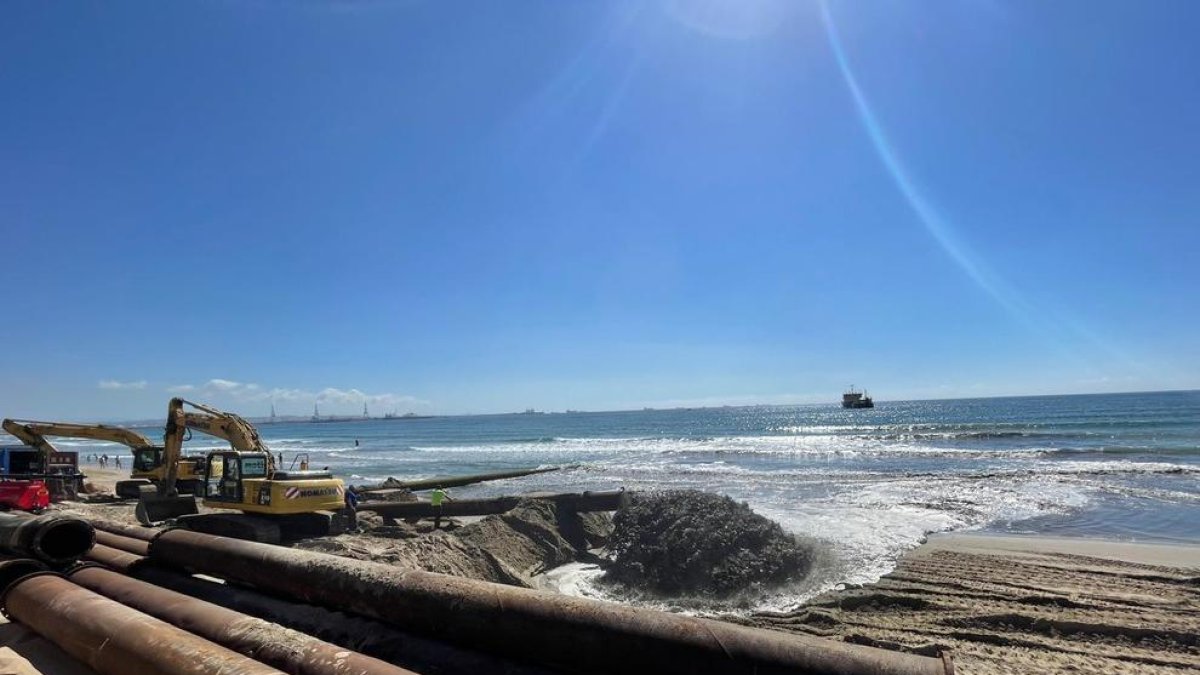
842;386;874;409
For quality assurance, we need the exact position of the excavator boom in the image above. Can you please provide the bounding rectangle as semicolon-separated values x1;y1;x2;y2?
139;398;346;541
2;418;203;499
2;419;154;451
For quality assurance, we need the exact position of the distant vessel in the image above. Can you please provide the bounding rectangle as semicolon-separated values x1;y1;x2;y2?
842;386;874;409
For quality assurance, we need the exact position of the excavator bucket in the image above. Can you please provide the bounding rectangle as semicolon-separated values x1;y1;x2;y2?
135;488;199;525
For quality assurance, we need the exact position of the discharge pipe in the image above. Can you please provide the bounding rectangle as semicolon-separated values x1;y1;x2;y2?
360;490;627;519
66;564;411;675
1;571;284;675
355;466;563;494
0;512;94;565
149;529;953;675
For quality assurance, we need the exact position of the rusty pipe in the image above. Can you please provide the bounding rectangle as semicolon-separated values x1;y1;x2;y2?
1;572;284;675
66;564;412;675
360;490;627;518
0;558;47;593
94;529;150;555
127;564;553;675
0;512;94;565
88;519;159;542
83;542;147;574
77;550;549;675
149;529;952;675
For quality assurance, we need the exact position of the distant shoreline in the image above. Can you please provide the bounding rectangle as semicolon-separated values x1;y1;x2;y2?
96;387;1199;428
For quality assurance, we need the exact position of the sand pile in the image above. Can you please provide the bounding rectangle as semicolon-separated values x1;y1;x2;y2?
296;498;612;588
603;490;814;597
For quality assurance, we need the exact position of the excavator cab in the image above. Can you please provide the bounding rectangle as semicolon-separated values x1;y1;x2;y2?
136;399;347;541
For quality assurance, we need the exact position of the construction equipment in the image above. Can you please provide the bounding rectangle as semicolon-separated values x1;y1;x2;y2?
1;418;204;498
137;398;347;542
145;528;955;675
0;419;88;504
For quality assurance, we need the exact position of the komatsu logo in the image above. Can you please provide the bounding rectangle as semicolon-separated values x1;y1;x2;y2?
283;486;341;500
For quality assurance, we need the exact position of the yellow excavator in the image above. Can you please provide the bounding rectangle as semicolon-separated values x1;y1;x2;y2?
0;418;205;499
137;398;348;542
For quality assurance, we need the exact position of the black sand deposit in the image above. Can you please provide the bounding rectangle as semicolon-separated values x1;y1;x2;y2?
603;490;814;597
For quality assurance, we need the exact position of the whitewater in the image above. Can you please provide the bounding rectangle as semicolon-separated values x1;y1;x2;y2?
48;390;1200;611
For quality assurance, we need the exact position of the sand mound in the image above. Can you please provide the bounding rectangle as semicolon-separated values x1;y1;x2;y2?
603;490;814;597
295;498;612;588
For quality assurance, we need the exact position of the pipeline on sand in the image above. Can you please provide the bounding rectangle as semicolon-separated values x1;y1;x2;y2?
66;564;411;675
359;490;627;518
81;531;552;675
0;512;94;565
148;528;953;675
0;571;284;675
355;466;563;494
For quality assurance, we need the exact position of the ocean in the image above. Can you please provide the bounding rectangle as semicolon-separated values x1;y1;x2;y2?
59;390;1200;610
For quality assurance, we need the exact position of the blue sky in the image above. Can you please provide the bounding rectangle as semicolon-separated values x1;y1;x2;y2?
1;0;1197;419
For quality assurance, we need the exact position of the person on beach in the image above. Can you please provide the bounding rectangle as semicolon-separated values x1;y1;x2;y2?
431;486;451;529
343;485;359;531
115;456;122;469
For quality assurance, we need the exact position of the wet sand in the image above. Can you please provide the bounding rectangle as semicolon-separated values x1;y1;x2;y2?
44;467;1200;673
77;463;126;493
749;533;1200;674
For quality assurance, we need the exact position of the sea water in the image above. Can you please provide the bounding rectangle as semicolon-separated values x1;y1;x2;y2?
54;390;1200;610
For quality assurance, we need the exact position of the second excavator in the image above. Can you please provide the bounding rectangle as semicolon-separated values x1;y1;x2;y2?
137;398;348;542
1;418;205;499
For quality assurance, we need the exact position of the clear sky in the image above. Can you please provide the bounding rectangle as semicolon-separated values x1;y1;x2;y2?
2;0;1197;419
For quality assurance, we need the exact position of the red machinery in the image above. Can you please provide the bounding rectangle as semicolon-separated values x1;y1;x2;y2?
0;479;50;512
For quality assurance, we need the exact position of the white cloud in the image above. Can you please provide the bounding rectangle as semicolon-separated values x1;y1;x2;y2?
206;379;243;391
164;379;426;413
98;379;147;390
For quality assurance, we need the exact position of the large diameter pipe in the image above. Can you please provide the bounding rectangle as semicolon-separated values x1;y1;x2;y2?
66;565;412;675
360;490;626;518
78;549;550;675
88;519;159;542
149;529;951;675
83;542;147;574
129;564;551;675
1;572;284;675
0;512;94;565
0;558;47;594
95;529;150;555
357;466;562;494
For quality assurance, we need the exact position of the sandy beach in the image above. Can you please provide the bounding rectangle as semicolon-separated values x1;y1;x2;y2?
749;533;1200;674
30;462;1200;673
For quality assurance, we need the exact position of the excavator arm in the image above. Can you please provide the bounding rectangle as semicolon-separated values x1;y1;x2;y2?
1;419;155;454
141;398;278;524
162;398;276;483
1;418;102;501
